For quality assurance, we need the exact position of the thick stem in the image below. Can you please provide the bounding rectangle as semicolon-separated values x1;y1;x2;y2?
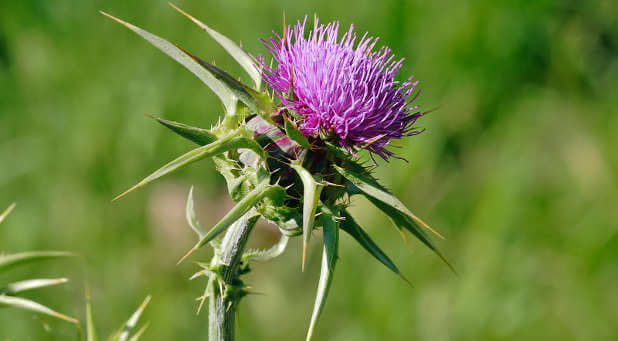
209;212;259;341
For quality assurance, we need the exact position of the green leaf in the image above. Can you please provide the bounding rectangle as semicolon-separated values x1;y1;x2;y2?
0;202;16;225
111;295;151;341
85;286;99;341
170;3;262;89
290;162;324;271
333;165;454;272
113;130;265;201
340;210;410;284
242;234;289;262
181;54;275;124
369;197;456;274
306;206;339;341
0;251;74;272
186;186;207;239
1;278;69;295
284;118;311;149
144;113;216;146
186;53;261;115
178;182;285;264
100;11;237;114
0;295;78;324
333;164;444;239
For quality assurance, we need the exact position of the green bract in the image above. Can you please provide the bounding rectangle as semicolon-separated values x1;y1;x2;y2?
104;6;451;340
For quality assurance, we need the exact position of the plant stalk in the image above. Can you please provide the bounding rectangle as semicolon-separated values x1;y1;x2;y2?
209;212;259;341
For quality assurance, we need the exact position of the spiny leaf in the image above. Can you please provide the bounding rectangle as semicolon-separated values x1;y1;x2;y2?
178;182;285;264
284;117;311;149
186;186;207;239
112;295;151;341
340;210;410;285
306;206;339;341
0;202;16;225
144;113;216;146
1;278;69;295
85;285;99;341
0;295;78;324
169;3;262;89
100;11;237;114
184;52;261;114
333;164;444;239
182;53;275;124
0;251;74;272
113;130;265;201
242;233;289;262
369;197;456;274
290;162;324;271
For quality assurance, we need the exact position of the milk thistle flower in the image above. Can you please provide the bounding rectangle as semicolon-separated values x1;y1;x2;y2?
103;5;451;341
260;17;423;160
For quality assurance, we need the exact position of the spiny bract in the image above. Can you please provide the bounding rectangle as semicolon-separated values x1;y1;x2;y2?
103;6;450;341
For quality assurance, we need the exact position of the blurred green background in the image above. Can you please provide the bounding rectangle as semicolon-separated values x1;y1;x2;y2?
1;0;617;340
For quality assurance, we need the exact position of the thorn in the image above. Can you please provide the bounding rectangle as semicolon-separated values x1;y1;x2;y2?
196;297;207;315
414;216;446;240
189;269;208;280
323;181;344;188
177;246;198;265
438;253;458;276
111;181;143;202
301;242;307;272
400;274;414;288
399;229;411;248
0;202;16;224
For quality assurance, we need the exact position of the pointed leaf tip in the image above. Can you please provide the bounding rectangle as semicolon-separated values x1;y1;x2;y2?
169;3;262;89
0;202;16;225
340;210;411;285
0;251;75;272
306;207;339;341
144;113;217;146
0;295;78;324
101;10;237;113
3;278;69;295
115;296;151;341
334;164;445;239
177;246;198;265
290;163;324;271
112;130;265;201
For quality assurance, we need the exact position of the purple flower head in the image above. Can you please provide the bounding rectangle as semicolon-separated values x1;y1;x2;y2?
259;17;424;160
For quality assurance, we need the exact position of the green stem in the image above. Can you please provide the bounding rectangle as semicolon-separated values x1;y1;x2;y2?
209;212;259;341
